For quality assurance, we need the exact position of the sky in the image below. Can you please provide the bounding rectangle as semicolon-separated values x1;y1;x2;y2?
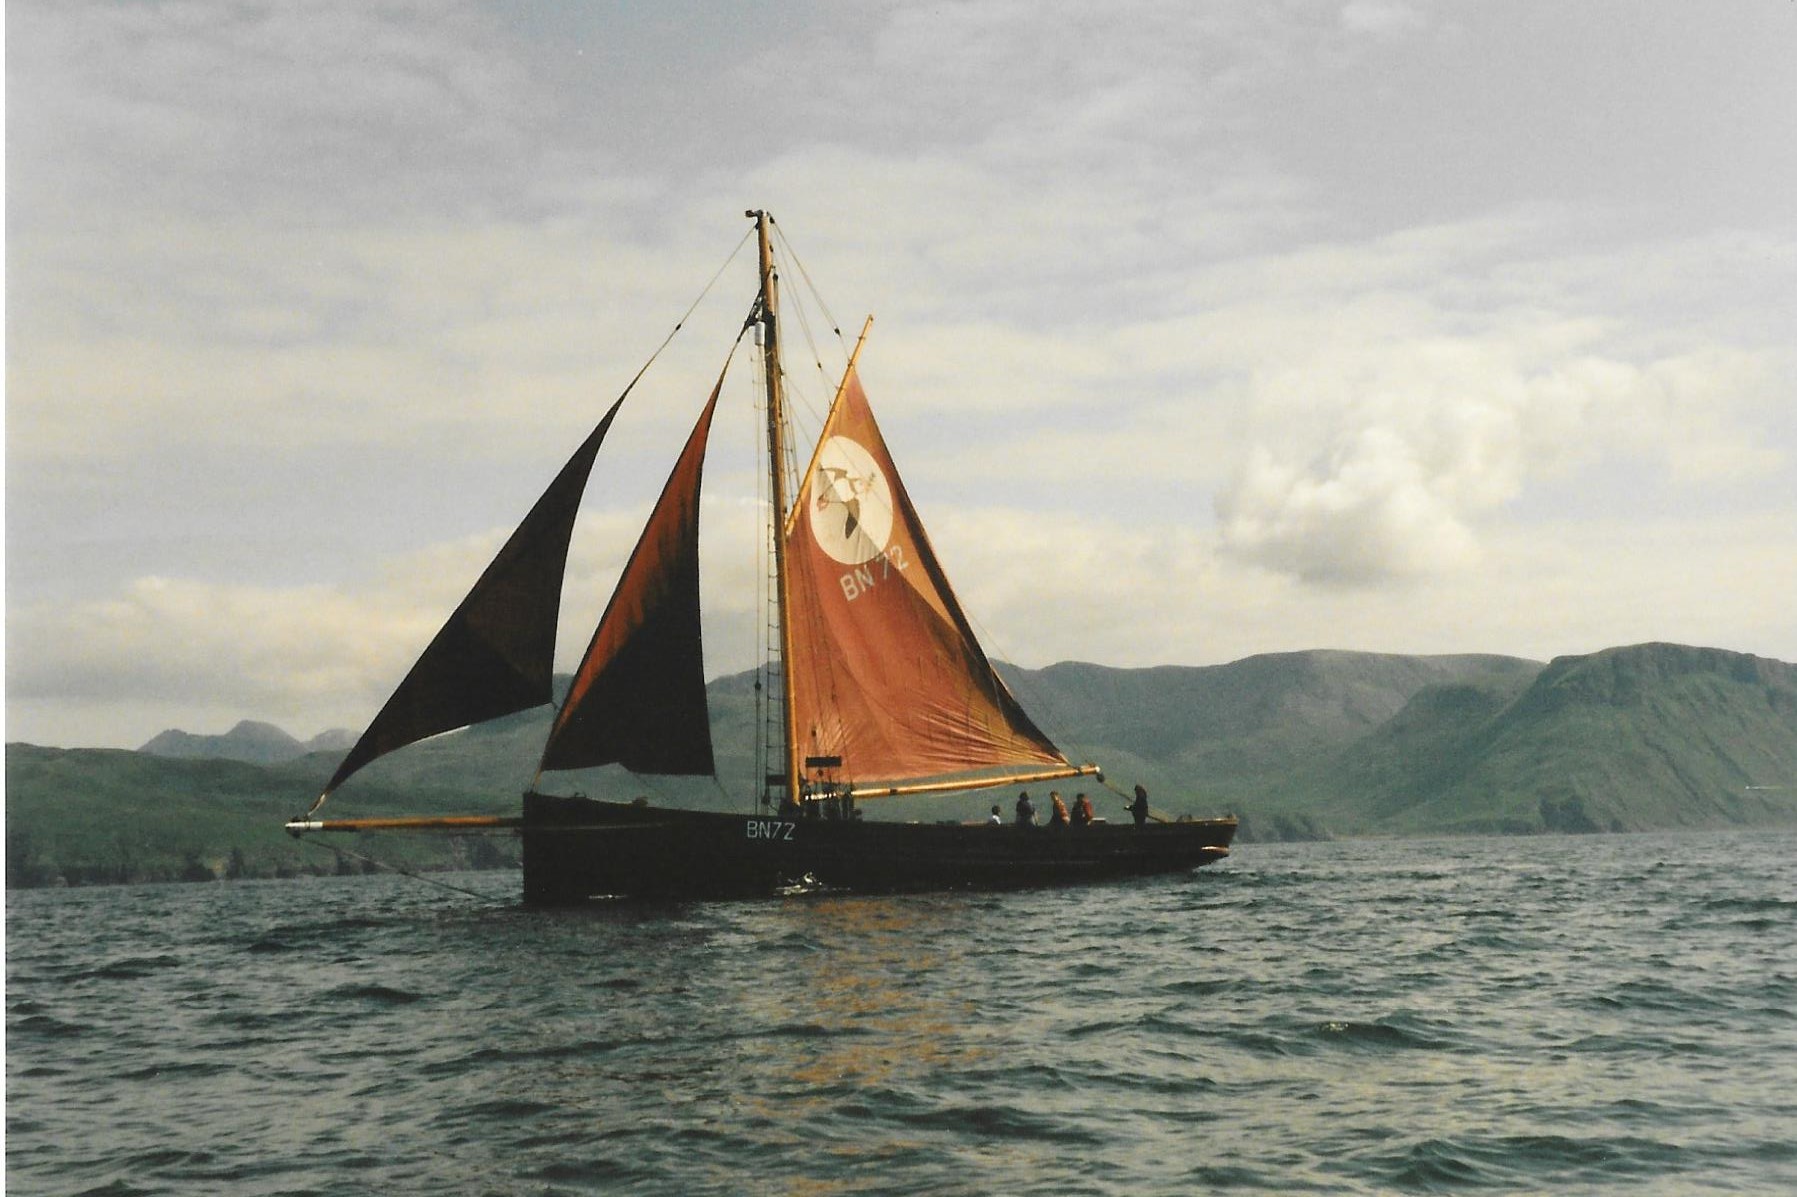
7;0;1796;750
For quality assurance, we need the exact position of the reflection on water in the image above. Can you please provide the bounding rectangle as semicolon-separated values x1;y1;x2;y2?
734;895;992;1157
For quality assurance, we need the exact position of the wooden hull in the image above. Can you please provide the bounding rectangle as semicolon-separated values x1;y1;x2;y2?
520;792;1236;904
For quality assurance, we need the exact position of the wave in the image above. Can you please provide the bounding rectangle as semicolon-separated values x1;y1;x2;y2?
319;982;427;1006
1307;1015;1464;1054
1354;1132;1687;1191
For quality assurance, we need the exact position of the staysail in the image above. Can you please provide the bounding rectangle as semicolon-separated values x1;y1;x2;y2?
783;368;1068;786
313;398;628;809
537;371;723;776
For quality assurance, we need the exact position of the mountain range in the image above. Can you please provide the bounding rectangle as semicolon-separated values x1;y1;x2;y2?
138;721;355;764
8;641;1796;887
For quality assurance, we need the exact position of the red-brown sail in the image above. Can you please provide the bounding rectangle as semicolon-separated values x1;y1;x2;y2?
783;368;1067;786
316;397;627;805
537;374;722;775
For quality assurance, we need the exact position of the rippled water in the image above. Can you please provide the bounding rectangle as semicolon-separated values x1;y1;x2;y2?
8;831;1796;1195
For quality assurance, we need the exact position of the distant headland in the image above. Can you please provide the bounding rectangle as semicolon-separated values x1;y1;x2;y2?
8;642;1795;888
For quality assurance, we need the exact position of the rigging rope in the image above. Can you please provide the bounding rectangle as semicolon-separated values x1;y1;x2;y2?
767;222;852;437
291;834;498;902
613;226;756;397
771;218;847;358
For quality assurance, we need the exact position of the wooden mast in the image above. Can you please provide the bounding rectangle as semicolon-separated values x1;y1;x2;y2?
752;210;802;812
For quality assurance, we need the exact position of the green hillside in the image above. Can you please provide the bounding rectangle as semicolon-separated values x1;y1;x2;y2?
1009;652;1541;800
9;644;1797;888
4;746;520;887
1261;643;1797;836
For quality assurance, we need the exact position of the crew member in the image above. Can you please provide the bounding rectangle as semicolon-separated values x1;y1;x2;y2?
1015;791;1037;826
1129;784;1150;827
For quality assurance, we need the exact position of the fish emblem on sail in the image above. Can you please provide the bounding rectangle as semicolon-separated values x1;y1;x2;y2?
809;438;892;564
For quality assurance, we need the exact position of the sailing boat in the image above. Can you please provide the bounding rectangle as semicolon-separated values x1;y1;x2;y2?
286;211;1236;903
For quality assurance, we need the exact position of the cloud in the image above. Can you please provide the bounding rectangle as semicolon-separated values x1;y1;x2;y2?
7;0;552;225
1168;217;1797;586
3;487;774;747
6;215;755;469
903;497;1797;682
7;1;1795;751
1218;438;1480;585
1212;324;1788;585
6;576;394;736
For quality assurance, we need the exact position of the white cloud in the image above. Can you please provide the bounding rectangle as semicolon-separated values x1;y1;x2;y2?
7;576;397;740
1212;323;1789;585
1147;217;1797;586
1218;438;1481;585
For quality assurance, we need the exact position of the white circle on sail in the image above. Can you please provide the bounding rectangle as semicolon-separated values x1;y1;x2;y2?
808;436;893;565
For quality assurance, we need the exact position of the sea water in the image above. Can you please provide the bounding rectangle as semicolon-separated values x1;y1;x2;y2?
7;831;1795;1195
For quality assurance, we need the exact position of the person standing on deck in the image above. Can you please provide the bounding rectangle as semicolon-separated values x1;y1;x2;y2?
1071;793;1094;827
1129;784;1150;827
1015;791;1037;826
988;804;1003;826
1048;791;1069;828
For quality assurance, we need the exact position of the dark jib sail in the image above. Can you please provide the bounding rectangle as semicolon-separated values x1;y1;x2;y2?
313;396;628;807
537;372;723;776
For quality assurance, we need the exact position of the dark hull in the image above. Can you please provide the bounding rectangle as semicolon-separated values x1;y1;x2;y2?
520;792;1237;904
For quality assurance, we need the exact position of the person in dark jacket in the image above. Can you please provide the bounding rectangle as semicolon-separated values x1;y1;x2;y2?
1071;792;1094;827
1015;791;1036;826
1129;784;1151;827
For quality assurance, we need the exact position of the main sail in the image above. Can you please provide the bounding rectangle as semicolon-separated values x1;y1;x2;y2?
783;368;1068;786
313;397;627;808
537;372;723;776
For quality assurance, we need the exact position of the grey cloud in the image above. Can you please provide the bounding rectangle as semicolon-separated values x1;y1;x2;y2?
7;1;1794;747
